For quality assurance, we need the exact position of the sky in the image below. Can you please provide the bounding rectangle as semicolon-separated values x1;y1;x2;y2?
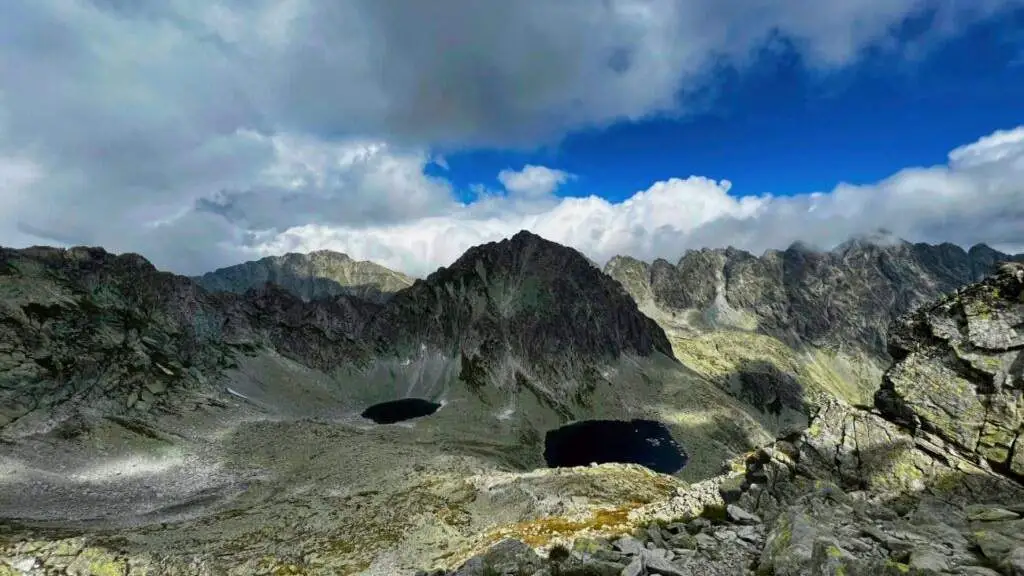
1;1;1023;277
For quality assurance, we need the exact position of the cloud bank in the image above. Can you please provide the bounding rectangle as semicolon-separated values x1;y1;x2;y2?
0;1;1022;275
255;126;1024;276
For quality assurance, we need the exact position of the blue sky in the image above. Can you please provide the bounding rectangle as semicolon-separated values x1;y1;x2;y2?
439;8;1024;204
1;1;1023;276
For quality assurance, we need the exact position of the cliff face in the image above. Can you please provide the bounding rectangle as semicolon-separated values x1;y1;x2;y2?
876;261;1024;479
605;237;1023;360
193;250;413;303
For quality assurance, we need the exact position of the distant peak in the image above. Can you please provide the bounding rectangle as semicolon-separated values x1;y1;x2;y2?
968;243;998;255
274;250;353;262
836;230;908;252
455;230;583;264
510;229;542;242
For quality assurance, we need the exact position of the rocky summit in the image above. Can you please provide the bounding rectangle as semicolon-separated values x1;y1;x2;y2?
194;250;414;304
2;236;1024;576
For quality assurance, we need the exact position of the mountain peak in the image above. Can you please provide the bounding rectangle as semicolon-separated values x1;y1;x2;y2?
368;231;673;395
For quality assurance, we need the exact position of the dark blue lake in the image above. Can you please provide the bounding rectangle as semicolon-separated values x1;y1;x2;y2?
361;398;441;424
543;419;688;474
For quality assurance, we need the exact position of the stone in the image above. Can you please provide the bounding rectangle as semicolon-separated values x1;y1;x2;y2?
686;518;711;534
666;532;697;550
967;507;1021;523
561;560;626;576
572;538;620;563
959;568;1004;576
144;380;167;395
735;526;761;544
758;511;819;576
641;550;687;576
1004;547;1024;576
726;504;761;525
612;537;644;557
971;530;1019;567
718;475;745;504
907;548;950;573
619;557;642;576
11;558;36;571
662;523;687;535
694;534;717;550
808;539;857;576
452;539;544;576
646;523;667;548
714;529;737;542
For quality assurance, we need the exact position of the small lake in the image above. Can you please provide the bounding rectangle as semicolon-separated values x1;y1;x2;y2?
543;419;688;474
361;398;441;424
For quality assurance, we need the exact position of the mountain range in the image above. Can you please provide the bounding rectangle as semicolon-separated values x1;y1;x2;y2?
1;232;1022;575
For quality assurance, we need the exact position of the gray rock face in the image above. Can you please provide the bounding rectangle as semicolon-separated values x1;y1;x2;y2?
6;236;1024;575
605;236;1023;360
876;261;1024;479
194;249;413;303
365;230;674;399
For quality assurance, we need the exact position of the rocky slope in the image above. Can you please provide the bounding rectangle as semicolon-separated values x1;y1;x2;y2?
4;239;1021;575
419;263;1024;576
605;235;1022;360
1;234;785;574
0;246;381;434
194;250;414;303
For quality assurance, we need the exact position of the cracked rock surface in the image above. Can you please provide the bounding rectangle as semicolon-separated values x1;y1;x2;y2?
877;262;1024;479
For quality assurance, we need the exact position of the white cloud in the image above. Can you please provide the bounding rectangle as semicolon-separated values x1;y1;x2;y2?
251;126;1024;277
1;1;1023;273
497;165;575;199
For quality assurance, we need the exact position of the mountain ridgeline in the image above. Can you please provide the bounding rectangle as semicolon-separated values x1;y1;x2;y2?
604;237;1024;360
4;233;1024;575
0;232;673;430
194;250;414;303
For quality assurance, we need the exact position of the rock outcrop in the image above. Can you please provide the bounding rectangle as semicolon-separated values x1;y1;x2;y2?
876;261;1024;479
194;250;414;303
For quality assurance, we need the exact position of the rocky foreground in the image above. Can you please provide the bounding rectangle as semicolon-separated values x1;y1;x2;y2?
420;263;1024;576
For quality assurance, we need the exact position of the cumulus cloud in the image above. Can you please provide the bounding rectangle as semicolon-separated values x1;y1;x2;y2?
194;135;456;230
255;126;1024;277
1;0;1022;274
497;165;576;199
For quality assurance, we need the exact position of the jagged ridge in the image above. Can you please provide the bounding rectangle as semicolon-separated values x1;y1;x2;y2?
605;237;1024;359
